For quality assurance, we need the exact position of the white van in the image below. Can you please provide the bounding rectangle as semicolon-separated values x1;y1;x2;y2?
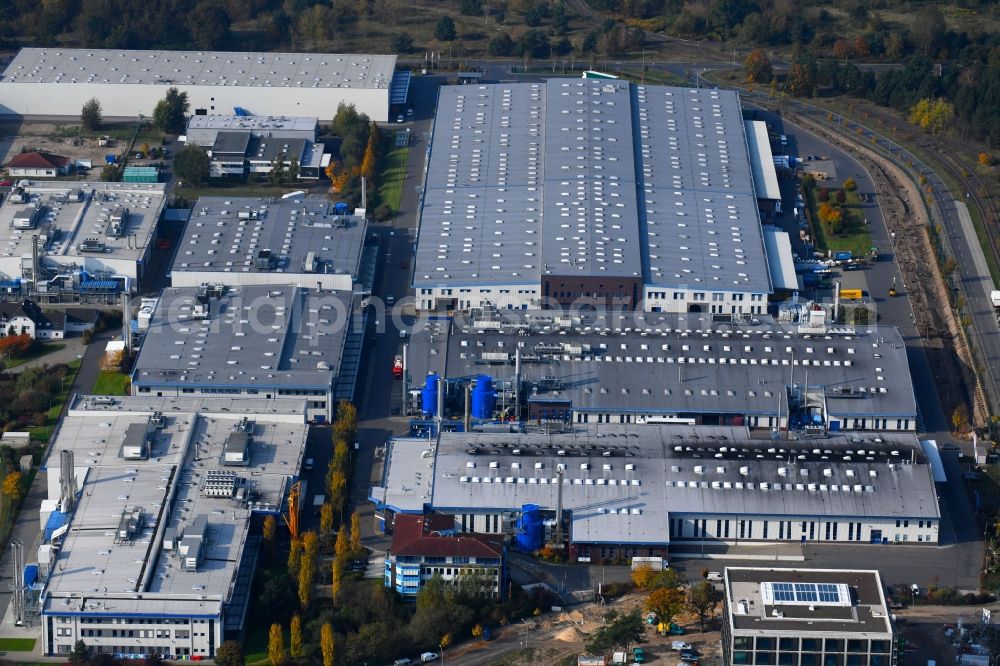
304;458;314;470
706;571;723;581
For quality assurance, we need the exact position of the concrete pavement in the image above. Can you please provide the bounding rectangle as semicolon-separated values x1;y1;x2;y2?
2;336;86;375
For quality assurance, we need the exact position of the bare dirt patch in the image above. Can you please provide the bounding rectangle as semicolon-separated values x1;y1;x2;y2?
0;122;130;171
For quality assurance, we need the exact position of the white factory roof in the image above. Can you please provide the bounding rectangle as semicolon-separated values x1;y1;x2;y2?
0;182;166;271
2;49;396;90
42;397;308;618
132;284;353;391
415;81;771;293
403;311;918;421
187;115;318;132
374;425;940;545
171;195;367;281
762;228;798;291
745;120;781;201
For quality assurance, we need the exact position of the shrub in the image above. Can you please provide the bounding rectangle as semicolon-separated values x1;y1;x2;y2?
373;204;393;221
835;189;847;204
817;188;830;202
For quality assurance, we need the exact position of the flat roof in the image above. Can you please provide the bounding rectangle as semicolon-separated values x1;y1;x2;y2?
403;311;918;420
374;426;939;545
2;49;396;90
43;398;308;618
725;567;892;637
171;194;366;280
188;115;318;132
745;120;781;201
132;284;353;391
762;228;799;291
212;131;253;155
0;182;166;270
414;81;770;293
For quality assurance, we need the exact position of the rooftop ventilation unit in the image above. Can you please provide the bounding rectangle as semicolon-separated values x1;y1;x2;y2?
78;237;107;253
107;206;129;237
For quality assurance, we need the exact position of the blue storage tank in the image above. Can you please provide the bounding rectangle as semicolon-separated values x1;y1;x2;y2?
421;373;439;417
471;375;495;420
516;504;544;552
334;202;350;215
23;564;38;588
44;510;68;543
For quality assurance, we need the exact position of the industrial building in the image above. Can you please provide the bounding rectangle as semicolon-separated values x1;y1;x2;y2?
0;49;398;122
25;395;309;659
0;181;167;295
722;568;894;666
371;425;942;564
169;194;367;292
130;284;362;421
413;80;793;313
185;115;319;147
383;514;506;600
400;308;918;433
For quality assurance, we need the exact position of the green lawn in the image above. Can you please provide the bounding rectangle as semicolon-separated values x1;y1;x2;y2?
3;342;66;370
0;637;36;651
27;358;82;444
377;138;410;215
803;184;874;258
93;371;131;396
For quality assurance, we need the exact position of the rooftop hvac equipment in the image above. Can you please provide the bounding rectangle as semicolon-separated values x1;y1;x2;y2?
177;515;208;571
78;238;107;253
12;204;42;230
224;431;251;466
121;422;150;460
107;206;129;237
303;251;317;273
255;248;275;271
202;470;240;497
115;507;144;543
150;411;165;429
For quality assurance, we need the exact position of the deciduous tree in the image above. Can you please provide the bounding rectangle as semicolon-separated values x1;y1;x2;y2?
645;586;687;627
979;152;993;166
152;87;189;135
843;177;858;192
350;511;362;555
81;98;102;131
173;145;210;186
290;614;303;658
321;622;336;666
744;49;772;83
434;16;457;42
320;502;334;540
2;471;23;502
263;515;276;545
268;623;286;666
908;98;955;134
687;580;722;631
215;640;246;666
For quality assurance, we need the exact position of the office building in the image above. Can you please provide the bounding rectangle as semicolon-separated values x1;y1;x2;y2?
384;513;506;600
722;568;894;666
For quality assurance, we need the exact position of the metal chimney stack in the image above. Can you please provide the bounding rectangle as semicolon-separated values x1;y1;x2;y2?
121;291;132;354
463;383;471;433
60;449;77;512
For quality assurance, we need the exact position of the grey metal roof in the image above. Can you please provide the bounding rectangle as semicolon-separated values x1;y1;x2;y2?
172;195;367;279
2;48;396;90
246;136;307;164
414;81;770;293
212;131;253;156
42;399;308;617
374;425;939;546
725;568;892;636
132;284;352;391
188;115;318;132
541;80;641;278
0;182;166;268
636;86;770;290
403;311;917;420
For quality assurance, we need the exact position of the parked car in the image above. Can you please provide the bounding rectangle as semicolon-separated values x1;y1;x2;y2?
0;179;12;187
304;458;314;470
394;659;413;666
706;571;723;581
671;642;693;651
680;650;700;662
420;653;438;663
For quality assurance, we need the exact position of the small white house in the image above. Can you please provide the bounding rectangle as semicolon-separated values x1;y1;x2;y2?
6;151;71;178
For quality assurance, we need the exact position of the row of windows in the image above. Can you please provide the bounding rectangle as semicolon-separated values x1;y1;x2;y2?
733;638;889;652
671;519;934;541
75;629;191;639
731;652;888;666
647;291;764;302
68;618;200;625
